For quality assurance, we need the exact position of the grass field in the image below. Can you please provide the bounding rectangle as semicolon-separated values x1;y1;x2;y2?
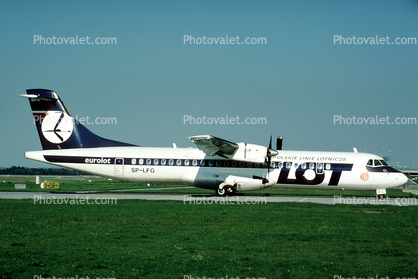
1;199;418;279
1;176;418;279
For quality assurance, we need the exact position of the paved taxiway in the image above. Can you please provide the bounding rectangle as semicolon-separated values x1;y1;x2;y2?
1;190;417;206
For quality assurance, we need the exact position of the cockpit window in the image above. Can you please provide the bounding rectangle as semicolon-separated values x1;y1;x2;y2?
380;160;388;166
368;159;389;167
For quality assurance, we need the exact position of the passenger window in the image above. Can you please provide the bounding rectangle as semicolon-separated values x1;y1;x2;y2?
161;159;166;166
325;163;331;170
131;158;137;165
309;163;315;170
301;163;306;169
192;160;197;166
153;159;159;165
286;162;292;169
169;159;174;166
146;159;151;165
184;159;189;166
176;159;182;166
139;158;144;165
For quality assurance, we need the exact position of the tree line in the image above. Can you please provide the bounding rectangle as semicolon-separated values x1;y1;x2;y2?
0;166;87;175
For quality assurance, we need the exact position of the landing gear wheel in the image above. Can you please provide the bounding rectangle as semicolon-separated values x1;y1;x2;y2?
216;188;227;196
226;186;236;196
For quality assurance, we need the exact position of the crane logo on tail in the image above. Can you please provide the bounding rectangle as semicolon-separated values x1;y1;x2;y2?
41;111;74;144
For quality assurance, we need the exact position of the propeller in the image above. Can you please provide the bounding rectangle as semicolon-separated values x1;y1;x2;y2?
253;136;279;185
265;135;278;184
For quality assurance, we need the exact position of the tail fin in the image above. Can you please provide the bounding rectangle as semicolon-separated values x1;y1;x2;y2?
21;89;137;150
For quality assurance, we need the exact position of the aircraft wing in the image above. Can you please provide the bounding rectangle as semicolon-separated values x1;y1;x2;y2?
188;135;239;156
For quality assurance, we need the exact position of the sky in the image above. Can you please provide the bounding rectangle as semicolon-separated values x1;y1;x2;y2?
1;0;417;168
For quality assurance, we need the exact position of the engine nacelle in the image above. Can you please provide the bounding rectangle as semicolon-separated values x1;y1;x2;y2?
229;143;274;163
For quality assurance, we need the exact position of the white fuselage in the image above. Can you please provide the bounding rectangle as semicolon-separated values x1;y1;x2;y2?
25;146;408;192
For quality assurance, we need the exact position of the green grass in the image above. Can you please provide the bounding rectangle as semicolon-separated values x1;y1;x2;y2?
0;176;190;192
1;199;418;279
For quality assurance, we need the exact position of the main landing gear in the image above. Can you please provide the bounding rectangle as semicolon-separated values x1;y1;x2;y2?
216;185;236;196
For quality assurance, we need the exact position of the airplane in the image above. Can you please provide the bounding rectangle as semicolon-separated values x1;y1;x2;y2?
20;88;408;198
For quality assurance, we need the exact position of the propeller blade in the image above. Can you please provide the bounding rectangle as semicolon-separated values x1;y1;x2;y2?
266;135;272;183
276;136;283;150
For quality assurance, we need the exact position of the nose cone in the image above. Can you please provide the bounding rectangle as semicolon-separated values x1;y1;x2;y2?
397;174;409;187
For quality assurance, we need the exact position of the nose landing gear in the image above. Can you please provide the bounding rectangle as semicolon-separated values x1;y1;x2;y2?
376;189;386;200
